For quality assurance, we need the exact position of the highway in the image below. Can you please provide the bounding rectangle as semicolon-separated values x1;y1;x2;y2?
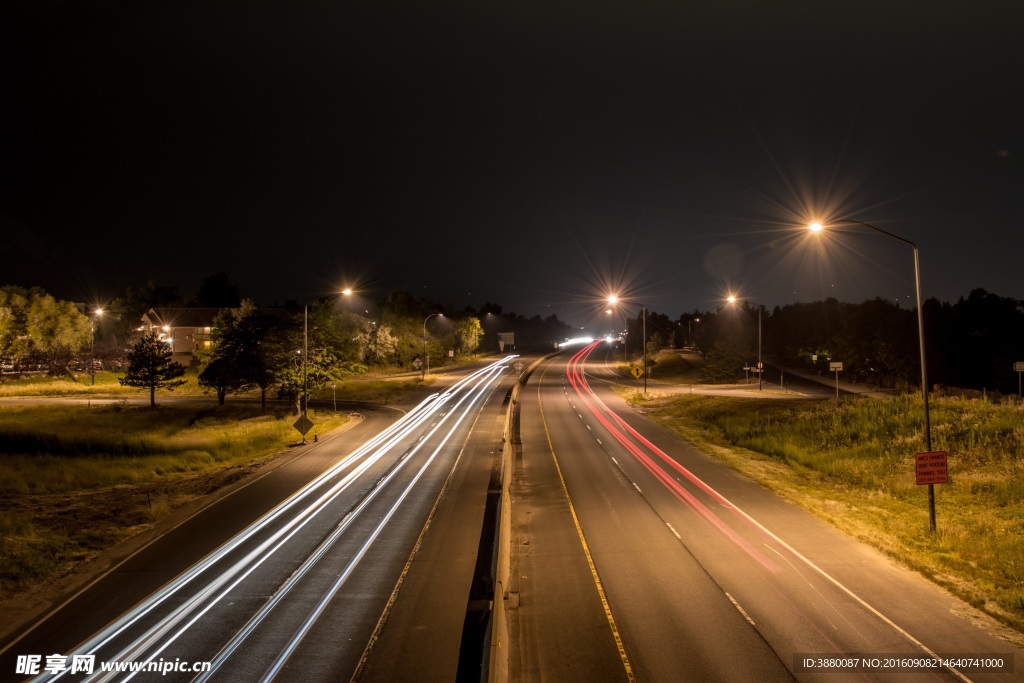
3;357;517;682
510;340;1021;682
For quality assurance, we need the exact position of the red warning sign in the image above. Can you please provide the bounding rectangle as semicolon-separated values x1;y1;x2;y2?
915;451;948;485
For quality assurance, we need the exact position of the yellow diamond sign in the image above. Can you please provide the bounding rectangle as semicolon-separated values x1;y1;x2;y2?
293;415;314;437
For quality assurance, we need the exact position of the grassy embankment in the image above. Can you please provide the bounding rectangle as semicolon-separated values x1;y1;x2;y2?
0;362;434;600
0;403;351;600
0;351;466;602
0;368;424;404
621;350;1024;631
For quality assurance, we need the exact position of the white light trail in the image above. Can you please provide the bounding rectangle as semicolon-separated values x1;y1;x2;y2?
35;357;516;683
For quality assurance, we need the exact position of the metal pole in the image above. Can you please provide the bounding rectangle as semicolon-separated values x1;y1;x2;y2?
758;305;762;391
422;313;440;380
834;219;934;531
642;306;647;393
303;304;308;418
911;244;936;532
90;318;96;386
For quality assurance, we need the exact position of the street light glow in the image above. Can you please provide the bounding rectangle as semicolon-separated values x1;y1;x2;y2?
806;216;935;530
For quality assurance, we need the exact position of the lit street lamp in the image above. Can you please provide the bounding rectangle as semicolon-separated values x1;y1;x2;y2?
608;295;647;393
607;295;628;361
422;312;443;380
304;289;352;418
809;219;935;530
90;308;104;385
727;295;763;390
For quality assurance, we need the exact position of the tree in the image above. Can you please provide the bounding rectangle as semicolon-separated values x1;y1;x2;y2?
119;335;187;407
209;300;293;413
276;345;338;415
357;323;397;364
456;317;483;356
198;357;244;405
0;286;90;375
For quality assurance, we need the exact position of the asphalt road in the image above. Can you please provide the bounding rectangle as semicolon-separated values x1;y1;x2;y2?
510;341;1022;682
2;358;517;682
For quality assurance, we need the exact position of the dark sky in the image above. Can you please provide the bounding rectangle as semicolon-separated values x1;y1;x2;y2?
3;1;1022;328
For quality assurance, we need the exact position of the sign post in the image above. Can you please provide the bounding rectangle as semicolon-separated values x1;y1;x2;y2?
293;414;314;444
1015;361;1024;398
630;364;644;394
829;361;843;399
915;451;948;530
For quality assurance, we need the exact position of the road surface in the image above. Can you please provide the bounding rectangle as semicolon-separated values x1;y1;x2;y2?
2;357;517;682
510;340;1021;681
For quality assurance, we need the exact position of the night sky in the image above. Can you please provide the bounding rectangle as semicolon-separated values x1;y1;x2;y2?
3;2;1021;327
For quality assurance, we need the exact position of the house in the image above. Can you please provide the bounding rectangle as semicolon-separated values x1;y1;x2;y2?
140;308;221;366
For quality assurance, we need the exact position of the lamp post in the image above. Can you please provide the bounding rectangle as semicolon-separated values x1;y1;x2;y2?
688;317;700;348
608;295;647;392
303;289;352;418
90;308;104;385
727;296;763;390
810;219;935;531
422;313;443;380
607;295;628;362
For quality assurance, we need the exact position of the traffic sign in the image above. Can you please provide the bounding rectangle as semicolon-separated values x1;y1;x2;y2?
293;415;314;437
1015;361;1024;372
630;365;644;379
915;451;948;485
829;361;843;372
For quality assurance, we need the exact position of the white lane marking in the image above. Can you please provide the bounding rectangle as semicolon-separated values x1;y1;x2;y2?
726;592;756;626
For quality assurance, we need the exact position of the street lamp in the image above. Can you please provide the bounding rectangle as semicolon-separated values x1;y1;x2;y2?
304;289;352;418
727;295;763;390
608;294;647;392
90;308;104;385
422;313;443;380
607;295;628;362
809;219;935;530
688;317;700;348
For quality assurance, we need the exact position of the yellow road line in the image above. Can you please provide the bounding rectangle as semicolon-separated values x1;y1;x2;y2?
537;363;635;682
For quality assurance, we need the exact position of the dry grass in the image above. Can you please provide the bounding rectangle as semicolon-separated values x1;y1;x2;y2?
0;403;347;599
623;390;1024;632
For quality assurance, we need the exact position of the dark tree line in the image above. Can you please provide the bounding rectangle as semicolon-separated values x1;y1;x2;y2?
687;289;1024;395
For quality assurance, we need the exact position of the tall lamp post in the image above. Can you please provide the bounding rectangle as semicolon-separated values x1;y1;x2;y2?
90;308;104;385
303;289;352;418
607;295;628;361
810;219;935;531
608;295;647;392
422;313;443;380
727;296;762;390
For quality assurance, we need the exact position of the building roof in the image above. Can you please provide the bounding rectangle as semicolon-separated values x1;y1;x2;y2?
141;307;222;329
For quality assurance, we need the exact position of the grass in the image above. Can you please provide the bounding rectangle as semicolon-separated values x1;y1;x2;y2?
0;403;347;599
622;389;1024;632
0;362;444;601
0;372;136;397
